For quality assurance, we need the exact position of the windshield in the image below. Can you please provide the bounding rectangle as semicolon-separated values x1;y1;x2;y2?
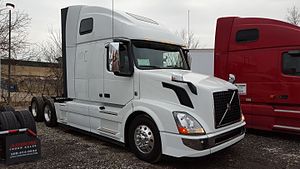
132;41;189;70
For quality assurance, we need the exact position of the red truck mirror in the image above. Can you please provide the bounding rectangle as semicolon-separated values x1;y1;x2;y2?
229;74;236;84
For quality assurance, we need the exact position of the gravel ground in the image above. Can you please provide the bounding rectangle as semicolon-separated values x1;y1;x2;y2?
1;123;300;169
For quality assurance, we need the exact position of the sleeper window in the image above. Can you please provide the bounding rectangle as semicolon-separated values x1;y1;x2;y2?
79;18;93;35
236;29;259;43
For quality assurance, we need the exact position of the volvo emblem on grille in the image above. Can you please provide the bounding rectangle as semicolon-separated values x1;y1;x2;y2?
226;103;232;111
218;91;236;126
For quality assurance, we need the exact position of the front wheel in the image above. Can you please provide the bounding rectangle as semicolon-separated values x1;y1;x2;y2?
128;115;162;163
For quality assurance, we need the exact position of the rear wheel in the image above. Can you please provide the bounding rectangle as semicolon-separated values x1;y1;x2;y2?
0;111;20;131
128;115;162;163
14;110;37;134
31;96;45;122
43;99;57;127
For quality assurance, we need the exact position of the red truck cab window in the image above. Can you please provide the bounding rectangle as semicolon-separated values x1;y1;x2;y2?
282;52;300;76
236;29;259;43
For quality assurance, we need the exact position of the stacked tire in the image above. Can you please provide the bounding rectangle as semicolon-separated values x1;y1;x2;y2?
0;107;36;133
30;96;57;127
14;110;37;133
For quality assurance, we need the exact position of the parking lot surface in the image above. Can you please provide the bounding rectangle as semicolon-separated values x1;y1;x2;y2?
1;123;300;169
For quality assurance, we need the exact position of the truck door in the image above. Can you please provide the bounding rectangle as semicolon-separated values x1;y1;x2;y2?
99;42;134;135
273;48;300;131
104;43;134;106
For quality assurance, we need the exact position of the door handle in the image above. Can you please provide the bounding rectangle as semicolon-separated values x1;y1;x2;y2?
104;93;110;98
270;94;288;100
278;95;288;99
99;106;105;110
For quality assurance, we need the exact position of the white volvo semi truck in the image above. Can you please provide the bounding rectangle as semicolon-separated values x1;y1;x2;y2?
31;5;245;163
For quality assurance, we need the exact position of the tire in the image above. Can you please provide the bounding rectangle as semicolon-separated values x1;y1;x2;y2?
42;95;52;101
128;115;162;163
0;111;20;131
14;110;37;134
31;96;45;122
0;105;15;112
43;99;57;127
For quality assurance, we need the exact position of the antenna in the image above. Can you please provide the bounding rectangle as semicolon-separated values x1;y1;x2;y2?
112;0;114;38
187;10;190;47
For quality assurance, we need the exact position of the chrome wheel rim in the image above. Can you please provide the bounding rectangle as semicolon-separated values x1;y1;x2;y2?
44;105;51;122
134;125;154;154
32;102;37;117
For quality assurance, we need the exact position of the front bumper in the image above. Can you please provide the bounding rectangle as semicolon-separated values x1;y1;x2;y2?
160;122;246;157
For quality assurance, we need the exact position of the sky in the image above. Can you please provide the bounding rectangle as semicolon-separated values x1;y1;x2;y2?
3;0;300;48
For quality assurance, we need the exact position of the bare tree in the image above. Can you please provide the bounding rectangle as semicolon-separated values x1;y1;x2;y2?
39;29;63;96
286;5;300;25
40;29;62;63
0;1;31;59
176;29;200;49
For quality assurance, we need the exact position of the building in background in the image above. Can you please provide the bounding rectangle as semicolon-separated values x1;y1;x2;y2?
1;59;62;106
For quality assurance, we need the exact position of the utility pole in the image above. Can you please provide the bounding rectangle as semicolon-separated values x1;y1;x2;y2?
112;0;114;38
187;10;190;47
6;3;15;105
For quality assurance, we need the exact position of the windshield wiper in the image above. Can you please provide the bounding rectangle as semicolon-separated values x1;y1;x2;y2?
166;65;184;69
139;65;162;69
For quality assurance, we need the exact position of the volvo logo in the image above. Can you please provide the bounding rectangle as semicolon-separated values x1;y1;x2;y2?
218;91;236;126
226;103;232;111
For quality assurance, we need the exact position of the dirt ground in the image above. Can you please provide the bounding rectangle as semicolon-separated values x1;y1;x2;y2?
1;122;300;169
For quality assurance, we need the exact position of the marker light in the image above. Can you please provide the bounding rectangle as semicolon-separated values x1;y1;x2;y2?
173;112;206;135
171;73;184;82
241;113;245;122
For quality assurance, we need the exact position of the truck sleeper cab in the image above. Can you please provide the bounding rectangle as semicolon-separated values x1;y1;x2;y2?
44;6;246;163
214;17;300;134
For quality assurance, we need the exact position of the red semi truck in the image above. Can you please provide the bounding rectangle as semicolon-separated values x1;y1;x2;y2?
191;17;300;134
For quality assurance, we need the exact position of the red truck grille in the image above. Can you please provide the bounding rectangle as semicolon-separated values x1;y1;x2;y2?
213;90;241;129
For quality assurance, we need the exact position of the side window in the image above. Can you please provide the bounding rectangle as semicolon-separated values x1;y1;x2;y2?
236;29;259;43
107;44;130;74
282;52;300;76
79;18;93;35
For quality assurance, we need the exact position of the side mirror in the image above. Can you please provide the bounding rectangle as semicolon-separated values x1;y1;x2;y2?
108;42;133;76
108;42;121;73
183;49;191;69
187;53;192;68
228;74;236;84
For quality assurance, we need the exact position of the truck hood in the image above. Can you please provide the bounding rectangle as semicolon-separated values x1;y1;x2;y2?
138;69;239;134
140;69;236;92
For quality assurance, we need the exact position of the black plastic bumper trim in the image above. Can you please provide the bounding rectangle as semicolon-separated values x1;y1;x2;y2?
182;125;245;151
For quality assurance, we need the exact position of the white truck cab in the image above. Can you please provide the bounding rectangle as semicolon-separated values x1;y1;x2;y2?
48;5;245;162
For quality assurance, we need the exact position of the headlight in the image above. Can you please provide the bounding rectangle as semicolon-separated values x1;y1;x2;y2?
173;111;206;135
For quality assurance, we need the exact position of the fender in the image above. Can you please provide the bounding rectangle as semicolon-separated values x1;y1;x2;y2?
120;99;186;142
120;102;163;143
